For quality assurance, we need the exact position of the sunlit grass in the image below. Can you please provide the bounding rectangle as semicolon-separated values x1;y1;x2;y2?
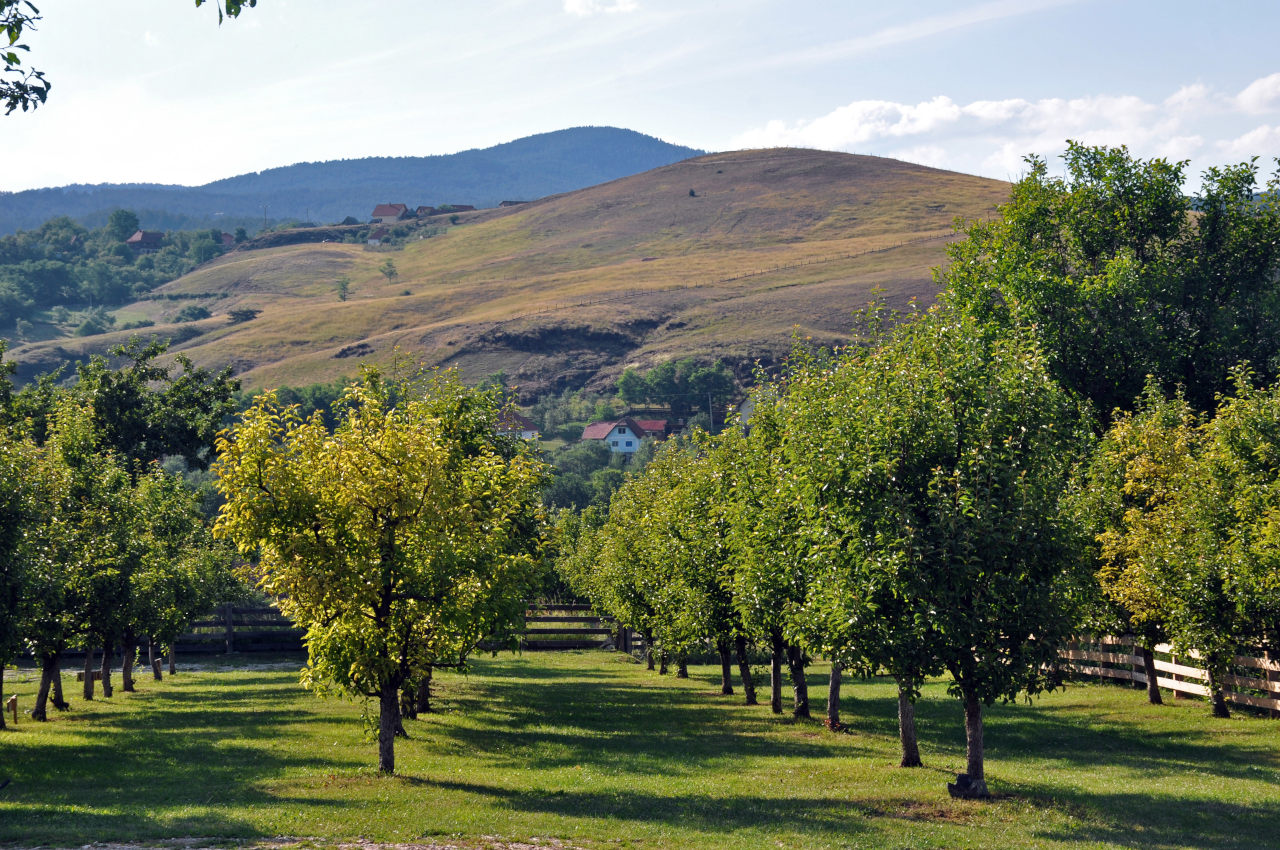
2;651;1277;849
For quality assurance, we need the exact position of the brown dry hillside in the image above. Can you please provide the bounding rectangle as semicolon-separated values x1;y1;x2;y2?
11;149;1010;395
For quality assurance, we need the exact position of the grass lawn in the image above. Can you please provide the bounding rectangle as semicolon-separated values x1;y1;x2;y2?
1;651;1278;849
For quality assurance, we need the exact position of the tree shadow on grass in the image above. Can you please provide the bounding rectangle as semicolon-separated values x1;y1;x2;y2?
0;678;348;845
1024;787;1280;850
430;658;874;776
409;776;885;842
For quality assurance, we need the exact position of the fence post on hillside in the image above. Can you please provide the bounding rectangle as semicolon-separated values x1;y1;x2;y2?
1171;651;1184;699
223;603;235;654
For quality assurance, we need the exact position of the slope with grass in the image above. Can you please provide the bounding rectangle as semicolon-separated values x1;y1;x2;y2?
8;149;1010;395
2;652;1278;849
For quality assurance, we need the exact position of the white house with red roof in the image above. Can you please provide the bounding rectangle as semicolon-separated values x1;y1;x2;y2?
497;410;540;441
581;417;669;454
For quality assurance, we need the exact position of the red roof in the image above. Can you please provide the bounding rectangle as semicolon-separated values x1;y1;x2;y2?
497;410;538;434
125;230;164;247
371;203;408;218
581;417;669;441
634;419;669;435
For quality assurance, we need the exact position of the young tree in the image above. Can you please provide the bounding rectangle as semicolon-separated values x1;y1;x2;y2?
214;370;547;773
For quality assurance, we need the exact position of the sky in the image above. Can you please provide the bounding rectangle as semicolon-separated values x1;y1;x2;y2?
6;0;1280;192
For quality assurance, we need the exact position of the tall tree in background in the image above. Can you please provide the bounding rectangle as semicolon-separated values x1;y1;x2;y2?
944;142;1280;421
214;370;547;774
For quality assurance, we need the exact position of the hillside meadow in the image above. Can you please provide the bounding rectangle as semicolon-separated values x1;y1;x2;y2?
8;149;1008;395
2;651;1277;849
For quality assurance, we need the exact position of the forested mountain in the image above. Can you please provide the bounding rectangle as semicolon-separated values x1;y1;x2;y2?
0;127;704;235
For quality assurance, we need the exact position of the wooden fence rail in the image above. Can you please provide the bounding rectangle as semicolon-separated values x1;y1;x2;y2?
1061;636;1280;714
175;603;621;653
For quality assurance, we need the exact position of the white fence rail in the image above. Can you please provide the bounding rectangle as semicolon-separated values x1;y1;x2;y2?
1061;636;1280;712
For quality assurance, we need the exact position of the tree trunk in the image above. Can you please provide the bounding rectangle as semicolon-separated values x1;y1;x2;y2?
787;644;810;718
676;653;688;679
825;661;842;730
0;661;6;729
82;647;96;701
1207;667;1231;718
121;630;137;693
415;667;433;714
100;641;113;698
399;681;417;720
897;679;922;767
717;640;734;695
769;634;784;714
168;646;177;676
948;689;989;798
50;654;67;710
148;636;162;681
378;682;399;773
33;661;50;721
1141;644;1162;705
659;650;669;675
734;635;757;705
644;630;655;671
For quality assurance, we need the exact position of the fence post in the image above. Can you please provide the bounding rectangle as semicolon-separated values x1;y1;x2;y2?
224;603;235;654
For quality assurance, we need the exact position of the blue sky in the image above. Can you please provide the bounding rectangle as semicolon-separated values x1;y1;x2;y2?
6;0;1280;191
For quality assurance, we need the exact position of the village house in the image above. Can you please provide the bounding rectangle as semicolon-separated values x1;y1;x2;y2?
370;203;411;223
125;230;164;253
497;410;540;441
580;417;669;454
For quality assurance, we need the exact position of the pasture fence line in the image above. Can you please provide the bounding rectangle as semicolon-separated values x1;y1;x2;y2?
173;603;622;654
1061;635;1280;715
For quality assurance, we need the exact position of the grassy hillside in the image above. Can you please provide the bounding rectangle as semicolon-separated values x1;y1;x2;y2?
9;149;1010;395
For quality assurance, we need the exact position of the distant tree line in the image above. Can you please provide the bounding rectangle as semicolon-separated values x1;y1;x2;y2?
0;210;245;337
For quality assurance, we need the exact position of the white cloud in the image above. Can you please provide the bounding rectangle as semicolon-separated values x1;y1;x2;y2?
1237;73;1280;114
1217;125;1280;159
732;73;1280;184
563;0;638;16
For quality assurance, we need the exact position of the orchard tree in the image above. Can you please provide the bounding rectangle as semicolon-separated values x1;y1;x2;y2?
944;142;1280;422
214;370;547;774
1082;370;1280;717
723;388;814;717
794;308;1089;796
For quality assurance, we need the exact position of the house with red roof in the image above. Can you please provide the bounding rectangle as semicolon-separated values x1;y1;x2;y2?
370;203;411;223
497;410;540;441
581;417;669;454
125;230;164;253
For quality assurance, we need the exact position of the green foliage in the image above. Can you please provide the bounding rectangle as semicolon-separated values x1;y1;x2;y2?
227;307;260;324
379;258;398;281
213;369;548;772
619;358;737;422
174;304;212;322
944;141;1280;421
106;209;140;242
1078;369;1280;713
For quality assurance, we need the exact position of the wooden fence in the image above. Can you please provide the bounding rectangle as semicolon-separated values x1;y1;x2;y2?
1061;636;1280;714
174;603;620;653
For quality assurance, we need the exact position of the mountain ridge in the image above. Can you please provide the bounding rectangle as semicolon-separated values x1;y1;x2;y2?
0;127;705;235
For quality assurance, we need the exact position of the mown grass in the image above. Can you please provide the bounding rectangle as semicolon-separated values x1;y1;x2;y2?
2;652;1278;849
